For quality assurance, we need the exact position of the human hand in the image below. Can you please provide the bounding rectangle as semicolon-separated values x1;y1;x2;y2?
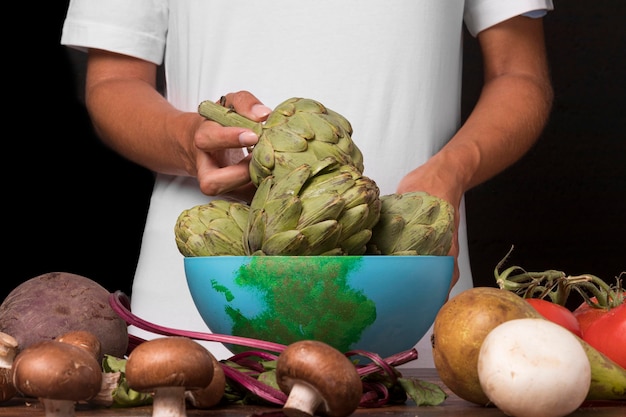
396;163;464;294
193;91;272;201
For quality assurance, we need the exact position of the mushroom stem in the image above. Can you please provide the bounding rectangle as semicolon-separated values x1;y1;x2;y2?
88;371;122;407
276;341;362;417
39;398;78;417
0;332;18;369
125;337;215;417
283;382;323;417
152;386;186;417
0;332;18;402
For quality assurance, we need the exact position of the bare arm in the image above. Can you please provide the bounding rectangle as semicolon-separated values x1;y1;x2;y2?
397;15;553;289
398;15;553;204
84;49;269;197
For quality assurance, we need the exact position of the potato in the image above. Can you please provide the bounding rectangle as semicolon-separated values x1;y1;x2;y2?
431;287;542;405
0;272;128;360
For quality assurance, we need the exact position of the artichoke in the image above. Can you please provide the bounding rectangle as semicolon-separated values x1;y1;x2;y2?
198;97;364;186
174;199;249;256
245;158;381;256
366;192;454;256
181;97;452;259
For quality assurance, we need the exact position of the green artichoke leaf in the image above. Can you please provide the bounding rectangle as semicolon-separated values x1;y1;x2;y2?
284;112;317;140
367;192;454;255
250;138;275;169
176;233;210;257
266;164;311;199
245;209;267;255
299;219;343;255
338;203;371;238
340;228;373;255
249;175;275;211
342;177;380;209
405;199;441;227
301;169;357;198
261;229;307;255
300;112;341;144
204;219;246;256
297;194;347;228
263;127;308;152
395;225;437;255
263;197;303;237
229;201;252;232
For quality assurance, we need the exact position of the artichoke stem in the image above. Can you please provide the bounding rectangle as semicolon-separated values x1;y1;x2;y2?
198;100;263;136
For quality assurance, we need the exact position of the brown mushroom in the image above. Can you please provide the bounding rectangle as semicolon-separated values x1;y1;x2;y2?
55;330;123;407
185;352;226;409
275;340;362;417
0;332;18;402
12;340;103;417
55;330;102;361
125;336;215;417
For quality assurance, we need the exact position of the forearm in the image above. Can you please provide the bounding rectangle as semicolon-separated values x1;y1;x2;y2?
432;69;553;193
408;16;554;201
85;55;202;177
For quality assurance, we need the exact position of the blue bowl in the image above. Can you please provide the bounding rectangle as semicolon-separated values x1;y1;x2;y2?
185;255;453;358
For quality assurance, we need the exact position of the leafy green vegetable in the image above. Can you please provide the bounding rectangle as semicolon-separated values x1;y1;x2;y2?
398;377;448;406
102;354;152;408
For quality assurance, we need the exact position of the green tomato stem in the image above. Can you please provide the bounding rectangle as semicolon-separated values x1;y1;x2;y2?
494;248;623;308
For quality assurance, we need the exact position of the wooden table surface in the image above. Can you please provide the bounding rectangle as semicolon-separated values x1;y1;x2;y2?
1;368;623;416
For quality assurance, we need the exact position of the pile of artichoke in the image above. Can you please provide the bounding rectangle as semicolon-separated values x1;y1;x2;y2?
175;97;454;257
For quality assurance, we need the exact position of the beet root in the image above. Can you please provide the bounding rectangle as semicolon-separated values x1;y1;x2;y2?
0;272;128;359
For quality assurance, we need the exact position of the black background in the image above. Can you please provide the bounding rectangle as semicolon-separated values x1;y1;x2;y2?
4;1;624;311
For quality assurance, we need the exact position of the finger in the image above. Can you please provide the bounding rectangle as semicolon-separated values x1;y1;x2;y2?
196;157;252;196
195;123;258;152
446;225;460;297
220;91;271;122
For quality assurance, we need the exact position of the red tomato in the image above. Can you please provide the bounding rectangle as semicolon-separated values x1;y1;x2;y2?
573;292;625;335
582;303;626;369
525;298;582;337
573;297;607;335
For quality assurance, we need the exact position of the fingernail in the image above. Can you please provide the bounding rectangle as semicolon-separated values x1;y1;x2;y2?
251;104;272;118
239;131;258;147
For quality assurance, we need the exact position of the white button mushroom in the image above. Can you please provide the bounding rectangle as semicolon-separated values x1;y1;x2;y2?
12;340;103;417
477;318;591;417
125;336;216;417
276;340;362;417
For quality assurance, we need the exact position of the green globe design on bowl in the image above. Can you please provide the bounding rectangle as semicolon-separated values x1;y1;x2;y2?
185;255;453;358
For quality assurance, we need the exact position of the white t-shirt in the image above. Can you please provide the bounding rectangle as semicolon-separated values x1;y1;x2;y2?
61;0;553;367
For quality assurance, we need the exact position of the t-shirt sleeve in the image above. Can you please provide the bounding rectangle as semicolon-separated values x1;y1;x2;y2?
464;0;554;37
60;0;168;65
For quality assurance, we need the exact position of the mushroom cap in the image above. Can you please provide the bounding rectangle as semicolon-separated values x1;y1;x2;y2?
125;336;215;392
55;330;102;361
0;367;16;403
276;340;362;417
12;340;102;401
185;353;226;409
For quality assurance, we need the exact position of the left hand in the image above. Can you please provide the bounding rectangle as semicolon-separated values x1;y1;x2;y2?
396;161;463;294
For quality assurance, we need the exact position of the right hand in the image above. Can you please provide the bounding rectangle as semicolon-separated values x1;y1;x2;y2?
193;91;272;201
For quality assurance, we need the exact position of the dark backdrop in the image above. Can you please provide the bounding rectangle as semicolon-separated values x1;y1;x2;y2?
463;2;625;309
3;2;624;309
